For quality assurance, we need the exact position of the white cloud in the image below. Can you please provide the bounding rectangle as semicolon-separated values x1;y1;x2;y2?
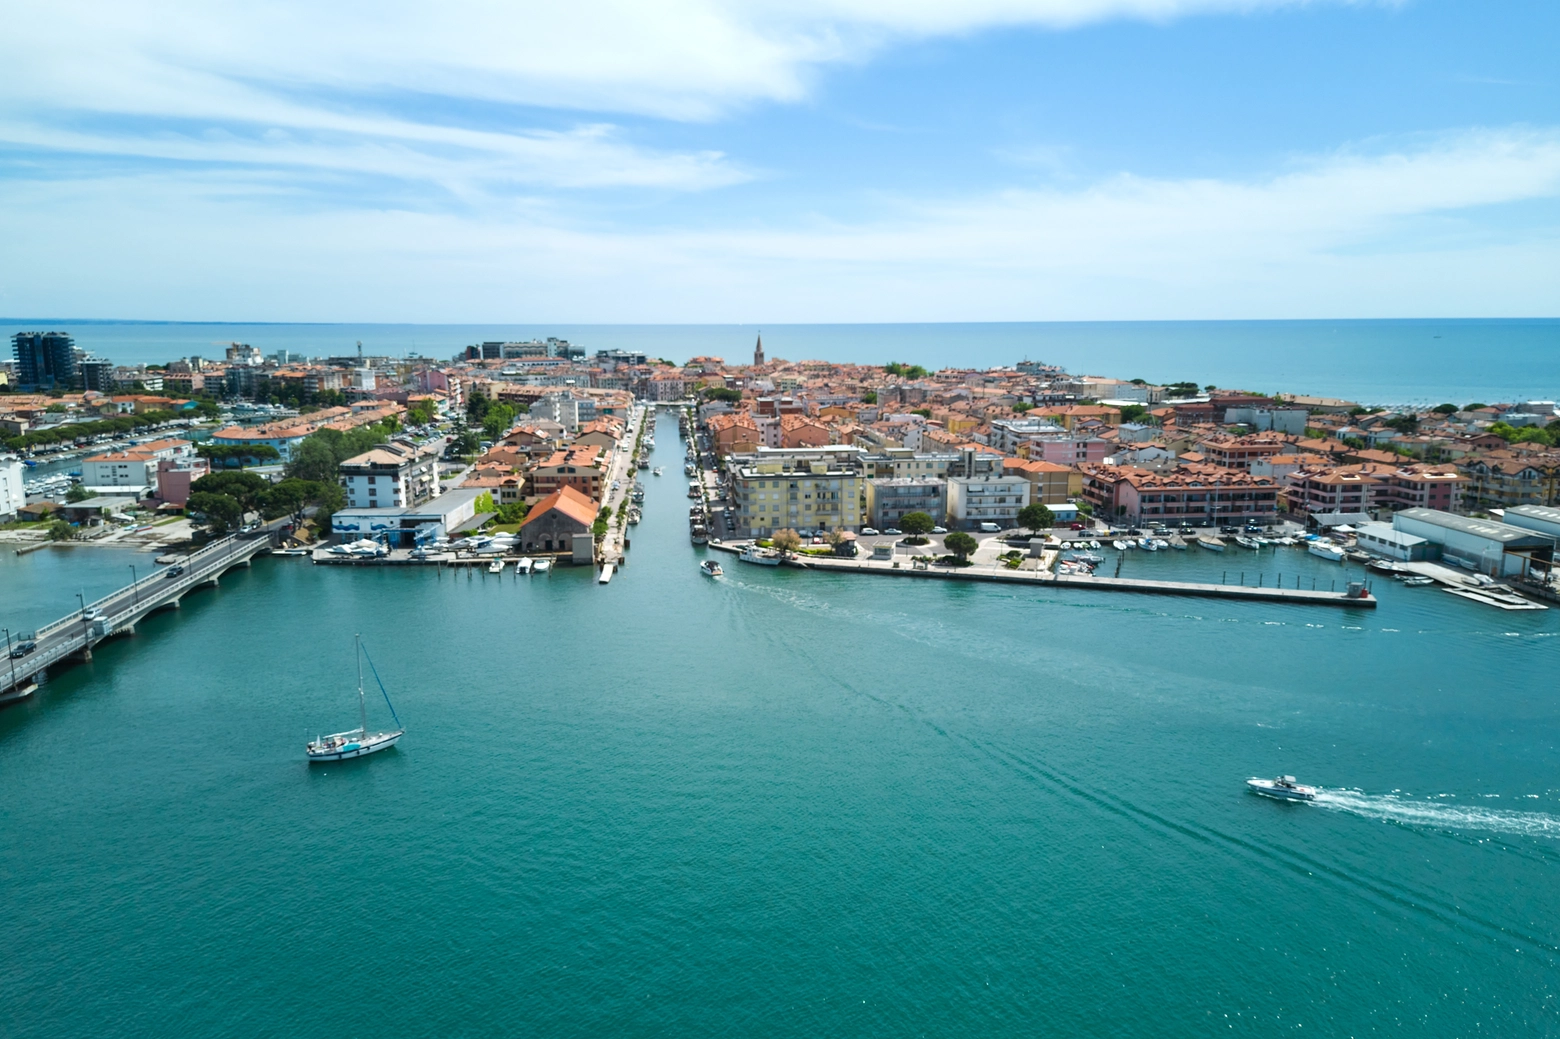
1;128;1554;322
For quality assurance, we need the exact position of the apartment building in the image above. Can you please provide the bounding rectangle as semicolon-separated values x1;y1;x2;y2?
865;478;947;529
339;442;441;510
1283;463;1465;517
1194;432;1295;471
729;447;866;538
1079;463;1280;525
946;474;1031;529
1002;458;1080;504
529;447;605;501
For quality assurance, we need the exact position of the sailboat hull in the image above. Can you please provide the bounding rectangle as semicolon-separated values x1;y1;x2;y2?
306;730;403;762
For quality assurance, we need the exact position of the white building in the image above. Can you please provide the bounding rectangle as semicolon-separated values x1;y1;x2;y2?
946;474;1031;530
0;457;25;522
332;488;482;546
339;442;440;510
1393;508;1556;577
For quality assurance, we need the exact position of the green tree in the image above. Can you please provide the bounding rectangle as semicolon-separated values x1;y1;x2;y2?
473;491;496;514
192;471;269;513
1017;502;1055;533
861;392;877;405
900;511;935;537
1464;403;1487;411
884;362;929;379
482;402;517;442
406;399;437;425
702;387;743;404
943;531;977;561
65;485;93;503
1011;402;1032;413
187;491;243;533
197;443;281;468
1432;403;1459;415
771;528;803;556
46;519;75;541
1118;404;1149;423
495;501;528;525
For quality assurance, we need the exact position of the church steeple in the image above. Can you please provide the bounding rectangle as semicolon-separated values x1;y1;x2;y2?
753;333;765;367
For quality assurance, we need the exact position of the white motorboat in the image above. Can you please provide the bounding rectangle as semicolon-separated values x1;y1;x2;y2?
1138;537;1158;551
700;560;724;577
652;467;663;476
1246;775;1317;802
739;545;782;566
532;558;552;573
487;558;505;573
515;557;533;573
1308;542;1346;562
1234;536;1260;550
1112;539;1131;551
306;636;404;762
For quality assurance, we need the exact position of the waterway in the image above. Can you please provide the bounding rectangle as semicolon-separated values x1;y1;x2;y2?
3;409;1558;1037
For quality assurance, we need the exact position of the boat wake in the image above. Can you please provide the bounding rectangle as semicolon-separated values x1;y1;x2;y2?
1313;789;1560;841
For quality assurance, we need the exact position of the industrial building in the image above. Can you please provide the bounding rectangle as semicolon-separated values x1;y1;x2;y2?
1391;508;1556;578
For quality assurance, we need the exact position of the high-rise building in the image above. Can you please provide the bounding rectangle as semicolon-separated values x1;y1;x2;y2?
11;331;78;389
78;357;118;392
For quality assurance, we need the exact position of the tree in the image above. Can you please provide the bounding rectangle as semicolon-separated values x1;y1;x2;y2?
771;528;802;556
481;402;517;442
1464;403;1487;411
861;392;877;404
702;387;743;404
65;485;93;503
1017;502;1055;533
406;399;437;425
1385;414;1419;434
900;511;935;537
197;443;281;468
1011;401;1032;413
1432;403;1459;415
884;362;929;379
1118;404;1149;423
943;531;977;561
46;519;75;541
187;491;243;533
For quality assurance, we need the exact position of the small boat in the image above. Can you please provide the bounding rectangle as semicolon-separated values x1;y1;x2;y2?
488;558;505;574
1366;559;1404;575
598;563;614;583
533;558;552;573
1138;537;1158;551
1246;775;1317;802
739;545;782;566
1233;536;1260;550
1112;539;1132;551
1068;552;1105;564
306;636;404;762
700;560;724;577
515;557;533;573
691;526;708;545
1308;541;1346;562
652;467;663;476
1196;536;1226;552
1401;575;1434;586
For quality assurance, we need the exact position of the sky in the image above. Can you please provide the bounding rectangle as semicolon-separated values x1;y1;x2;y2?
2;0;1557;323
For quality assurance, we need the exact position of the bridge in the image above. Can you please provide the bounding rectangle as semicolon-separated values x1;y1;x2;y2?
2;530;275;700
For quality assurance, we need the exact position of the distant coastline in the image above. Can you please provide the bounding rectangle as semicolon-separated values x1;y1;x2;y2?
4;318;1557;406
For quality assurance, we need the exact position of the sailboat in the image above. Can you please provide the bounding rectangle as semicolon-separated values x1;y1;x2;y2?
306;635;405;762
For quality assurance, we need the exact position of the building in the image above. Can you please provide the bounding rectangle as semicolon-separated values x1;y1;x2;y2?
729;446;867;537
11;331;78;389
78;358;118;392
519;485;598;561
331;488;483;546
753;334;765;367
987;417;1067;454
1502;504;1560;540
1354;521;1431;561
81;439;195;496
339;442;440;510
1002;458;1080;504
1392;508;1555;578
1283;463;1465;517
530;391;597;433
155;457;210;507
1195;433;1294;471
946;473;1031;529
1461;453;1560;508
1222;406;1308;434
1079;463;1280;525
865;478;947;529
0;457;24;522
529;447;605;501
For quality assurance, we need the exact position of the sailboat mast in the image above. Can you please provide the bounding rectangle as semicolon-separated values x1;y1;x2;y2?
356;634;367;734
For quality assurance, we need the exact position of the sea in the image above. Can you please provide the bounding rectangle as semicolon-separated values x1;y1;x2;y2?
2;409;1558;1037
3;318;1558;407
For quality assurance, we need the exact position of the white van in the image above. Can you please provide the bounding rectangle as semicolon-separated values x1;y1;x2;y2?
978;522;1002;533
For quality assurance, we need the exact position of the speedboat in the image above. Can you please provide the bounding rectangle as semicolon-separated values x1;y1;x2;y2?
532;558;552;573
1308;541;1346;562
487;558;505;573
1246;775;1317;801
652;467;663;476
515;557;533;573
1112;539;1131;551
700;560;724;577
1234;536;1260;550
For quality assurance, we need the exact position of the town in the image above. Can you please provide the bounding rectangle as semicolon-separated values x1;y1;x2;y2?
3;329;1558;614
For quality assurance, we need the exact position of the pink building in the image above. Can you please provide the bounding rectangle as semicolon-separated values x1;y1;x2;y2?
156;458;210;507
1028;436;1110;465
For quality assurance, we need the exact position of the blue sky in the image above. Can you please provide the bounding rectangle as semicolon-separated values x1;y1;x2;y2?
2;0;1557;322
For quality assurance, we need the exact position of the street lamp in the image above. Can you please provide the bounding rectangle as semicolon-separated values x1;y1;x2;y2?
129;564;139;606
3;628;16;690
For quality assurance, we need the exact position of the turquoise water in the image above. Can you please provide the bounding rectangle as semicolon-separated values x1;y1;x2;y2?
4;318;1557;405
3;411;1559;1036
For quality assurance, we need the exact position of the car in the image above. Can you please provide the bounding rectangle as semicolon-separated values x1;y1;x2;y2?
165;565;185;578
884;527;902;536
812;536;827;545
931;526;948;534
861;527;880;536
82;607;104;622
1219;525;1239;535
1244;524;1263;534
9;633;37;658
1069;522;1085;531
1126;528;1143;536
978;522;1001;533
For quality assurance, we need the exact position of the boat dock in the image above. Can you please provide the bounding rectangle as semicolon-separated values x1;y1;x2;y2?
2;530;276;701
708;542;1376;608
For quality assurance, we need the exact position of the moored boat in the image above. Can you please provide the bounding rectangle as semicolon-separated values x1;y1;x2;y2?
488;558;505;573
739;545;782;566
1246;775;1317;801
1308;541;1346;562
1196;536;1226;552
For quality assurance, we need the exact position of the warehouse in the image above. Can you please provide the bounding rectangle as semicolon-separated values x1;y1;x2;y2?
1392;508;1555;578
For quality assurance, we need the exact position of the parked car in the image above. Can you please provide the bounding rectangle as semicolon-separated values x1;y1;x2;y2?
931;525;948;534
1244;524;1263;533
1069;522;1086;531
978;522;1002;533
884;527;902;536
861;527;880;536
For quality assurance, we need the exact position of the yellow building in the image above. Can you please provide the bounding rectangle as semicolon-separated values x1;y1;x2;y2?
730;448;866;537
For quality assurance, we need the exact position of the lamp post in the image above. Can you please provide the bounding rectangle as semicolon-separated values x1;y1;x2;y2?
3;628;16;691
129;564;139;607
77;591;91;660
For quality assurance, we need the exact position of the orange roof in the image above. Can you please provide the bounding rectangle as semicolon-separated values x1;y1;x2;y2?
521;485;599;529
